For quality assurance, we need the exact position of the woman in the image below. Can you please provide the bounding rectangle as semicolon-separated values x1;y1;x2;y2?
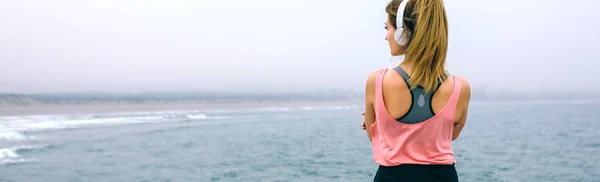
361;0;472;181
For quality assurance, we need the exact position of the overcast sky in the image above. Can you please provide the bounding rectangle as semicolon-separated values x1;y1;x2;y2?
0;0;598;93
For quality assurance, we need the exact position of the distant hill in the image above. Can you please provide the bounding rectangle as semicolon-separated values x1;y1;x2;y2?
1;89;597;107
0;90;359;107
469;88;600;101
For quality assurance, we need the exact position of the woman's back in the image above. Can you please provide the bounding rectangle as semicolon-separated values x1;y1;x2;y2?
369;65;470;167
381;65;470;127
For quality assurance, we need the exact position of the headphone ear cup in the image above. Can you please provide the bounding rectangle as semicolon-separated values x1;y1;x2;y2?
394;28;407;46
394;28;402;44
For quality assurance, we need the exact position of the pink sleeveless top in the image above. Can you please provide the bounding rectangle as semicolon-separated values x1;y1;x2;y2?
370;68;462;166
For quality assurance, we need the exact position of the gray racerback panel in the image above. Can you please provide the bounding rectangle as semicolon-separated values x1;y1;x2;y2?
391;66;444;124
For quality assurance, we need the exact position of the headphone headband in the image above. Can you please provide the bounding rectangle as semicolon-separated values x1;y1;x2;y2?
394;0;410;46
396;0;409;30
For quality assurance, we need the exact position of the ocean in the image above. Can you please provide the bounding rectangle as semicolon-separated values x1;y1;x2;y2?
1;100;599;182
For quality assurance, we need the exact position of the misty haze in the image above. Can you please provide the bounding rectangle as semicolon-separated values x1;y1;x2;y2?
1;0;599;182
1;0;599;94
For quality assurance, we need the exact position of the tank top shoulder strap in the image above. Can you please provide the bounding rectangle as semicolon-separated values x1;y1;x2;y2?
375;68;388;106
441;75;463;119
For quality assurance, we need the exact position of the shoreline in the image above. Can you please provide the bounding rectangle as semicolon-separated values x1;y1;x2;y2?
0;100;358;116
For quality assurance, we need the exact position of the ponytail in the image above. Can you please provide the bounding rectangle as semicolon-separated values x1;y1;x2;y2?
403;0;449;94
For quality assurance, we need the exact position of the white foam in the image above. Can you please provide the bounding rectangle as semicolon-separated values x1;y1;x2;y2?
0;115;165;141
0;104;358;142
0;114;192;142
186;114;208;119
103;110;199;117
0;158;37;165
186;114;230;120
0;146;40;165
0;145;42;165
301;107;315;110
0;148;19;158
0;131;35;141
22;121;72;130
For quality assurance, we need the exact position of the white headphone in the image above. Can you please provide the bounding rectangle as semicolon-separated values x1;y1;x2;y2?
394;0;410;46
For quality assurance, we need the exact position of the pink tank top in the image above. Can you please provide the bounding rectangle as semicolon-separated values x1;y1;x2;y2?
370;68;462;166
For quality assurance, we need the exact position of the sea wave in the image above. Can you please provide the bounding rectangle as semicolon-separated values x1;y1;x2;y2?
0;145;45;165
0;104;359;142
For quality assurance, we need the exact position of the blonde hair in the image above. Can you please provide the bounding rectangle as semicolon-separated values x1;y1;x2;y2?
386;0;449;94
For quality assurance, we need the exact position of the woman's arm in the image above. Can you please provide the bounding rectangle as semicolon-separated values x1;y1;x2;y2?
363;71;378;142
452;77;471;141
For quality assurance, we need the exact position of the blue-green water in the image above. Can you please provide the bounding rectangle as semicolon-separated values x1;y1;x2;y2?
1;101;599;182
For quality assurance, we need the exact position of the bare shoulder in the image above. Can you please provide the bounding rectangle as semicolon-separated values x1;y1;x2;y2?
366;69;381;83
365;69;385;87
453;75;471;102
365;69;386;100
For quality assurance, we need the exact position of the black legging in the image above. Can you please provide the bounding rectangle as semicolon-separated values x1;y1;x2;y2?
374;164;459;182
